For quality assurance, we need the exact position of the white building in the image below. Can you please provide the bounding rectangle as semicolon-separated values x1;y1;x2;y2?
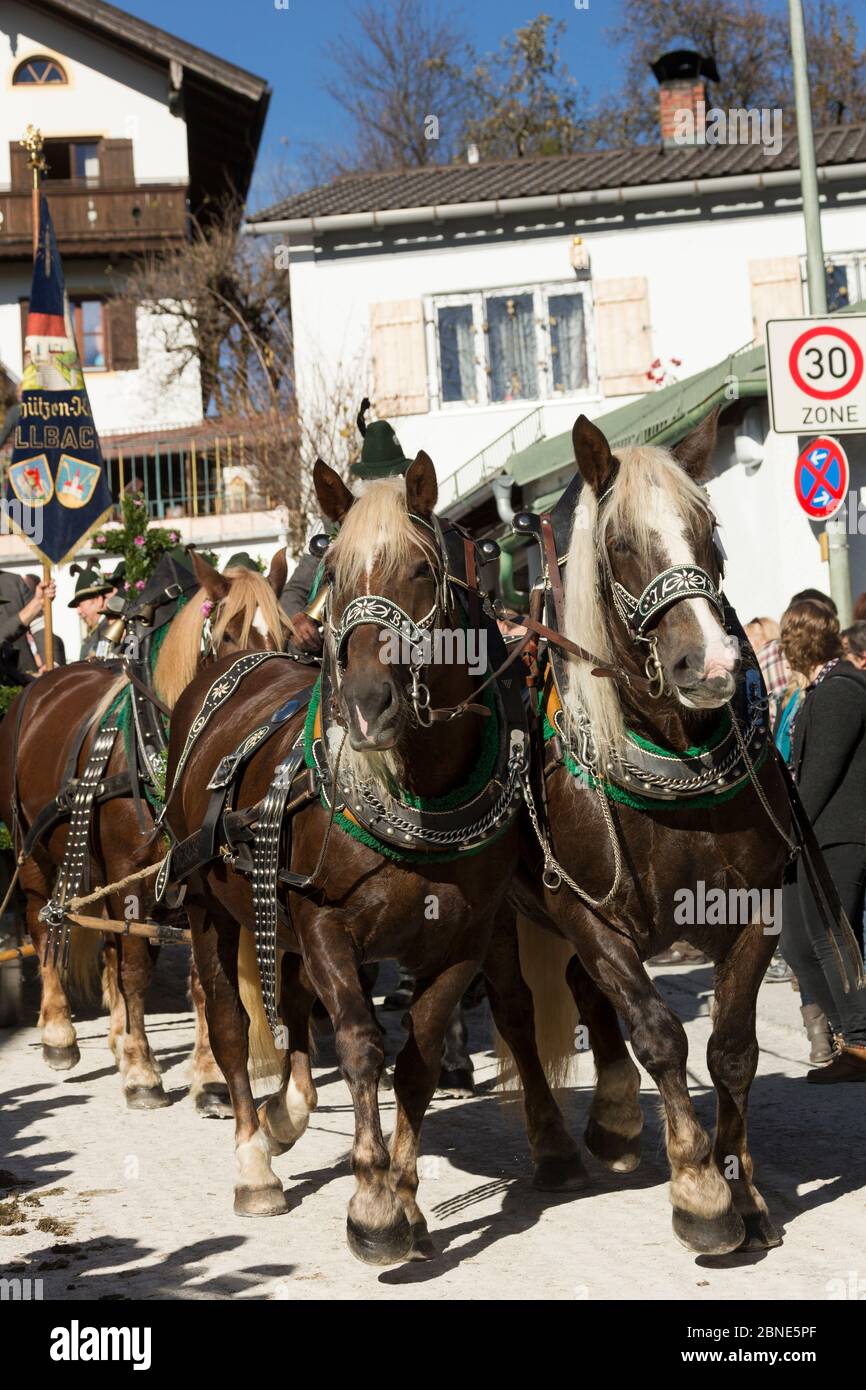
0;0;277;657
249;58;866;618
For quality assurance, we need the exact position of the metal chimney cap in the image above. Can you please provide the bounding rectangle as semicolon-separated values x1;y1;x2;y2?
650;49;720;85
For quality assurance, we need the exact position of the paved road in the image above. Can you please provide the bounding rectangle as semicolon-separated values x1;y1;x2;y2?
1;953;864;1301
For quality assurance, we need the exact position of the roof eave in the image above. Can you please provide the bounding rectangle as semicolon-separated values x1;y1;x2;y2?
245;160;866;235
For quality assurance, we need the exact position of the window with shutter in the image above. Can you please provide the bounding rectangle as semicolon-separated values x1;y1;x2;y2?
748;258;804;343
105;300;139;371
369;300;429;416
99;139;135;186
10;145;30;192
594;277;653;397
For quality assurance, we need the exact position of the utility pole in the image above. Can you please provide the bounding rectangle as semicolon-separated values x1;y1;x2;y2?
789;0;852;623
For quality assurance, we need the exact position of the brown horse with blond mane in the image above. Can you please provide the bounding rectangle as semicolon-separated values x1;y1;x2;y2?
0;550;289;1110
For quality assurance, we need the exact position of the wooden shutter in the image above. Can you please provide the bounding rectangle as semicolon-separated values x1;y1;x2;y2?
369;299;428;416
9;143;30;191
594;277;653;397
749;258;804;343
105;300;138;370
99;138;135;185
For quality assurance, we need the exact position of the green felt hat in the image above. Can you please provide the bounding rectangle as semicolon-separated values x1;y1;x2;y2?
352;399;411;480
68;562;112;608
223;551;262;573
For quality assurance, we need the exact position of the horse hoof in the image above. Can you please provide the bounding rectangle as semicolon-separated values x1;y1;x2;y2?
533;1153;590;1192
125;1085;171;1111
584;1117;641;1173
672;1205;746;1256
195;1084;233;1119
739;1212;783;1251
408;1222;437;1261
42;1043;80;1072
436;1067;474;1099
346;1213;414;1266
234;1184;288;1218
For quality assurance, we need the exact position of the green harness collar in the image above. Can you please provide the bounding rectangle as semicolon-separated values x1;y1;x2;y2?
302;676;514;863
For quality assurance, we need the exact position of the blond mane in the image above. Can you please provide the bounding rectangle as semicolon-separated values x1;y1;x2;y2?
561;442;708;765
153;568;291;709
329;476;437;593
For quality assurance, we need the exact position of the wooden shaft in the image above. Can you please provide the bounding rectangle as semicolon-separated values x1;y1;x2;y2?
0;942;38;965
41;559;54;670
66;911;191;945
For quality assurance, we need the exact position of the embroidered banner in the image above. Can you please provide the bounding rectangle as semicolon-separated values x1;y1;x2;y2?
4;195;113;564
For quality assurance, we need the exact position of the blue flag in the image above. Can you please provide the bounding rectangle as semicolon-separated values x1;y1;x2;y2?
4;195;113;564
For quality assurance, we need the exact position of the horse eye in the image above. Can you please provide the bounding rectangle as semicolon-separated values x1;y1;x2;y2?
411;562;434;580
610;535;631;556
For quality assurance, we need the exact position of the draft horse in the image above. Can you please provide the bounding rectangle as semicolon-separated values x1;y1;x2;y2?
510;409;819;1255
0;551;289;1110
165;453;583;1263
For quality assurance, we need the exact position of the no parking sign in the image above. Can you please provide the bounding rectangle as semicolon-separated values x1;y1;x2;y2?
794;436;849;520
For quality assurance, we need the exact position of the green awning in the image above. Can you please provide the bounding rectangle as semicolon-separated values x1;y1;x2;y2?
508;295;866;488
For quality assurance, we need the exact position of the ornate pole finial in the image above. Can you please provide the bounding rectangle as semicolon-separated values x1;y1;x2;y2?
20;124;48;183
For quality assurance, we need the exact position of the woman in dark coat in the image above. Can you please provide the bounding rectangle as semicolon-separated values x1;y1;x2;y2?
780;599;866;1082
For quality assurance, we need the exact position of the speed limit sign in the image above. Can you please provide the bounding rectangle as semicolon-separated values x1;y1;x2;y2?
766;316;866;433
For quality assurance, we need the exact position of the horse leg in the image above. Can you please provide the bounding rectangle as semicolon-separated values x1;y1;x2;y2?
484;919;588;1191
708;923;782;1251
20;856;79;1070
188;957;232;1119
301;918;411;1265
580;929;744;1254
190;903;287;1217
437;999;475;1098
257;952;317;1152
104;911;168;1110
389;959;480;1259
566;954;643;1173
102;936;126;1067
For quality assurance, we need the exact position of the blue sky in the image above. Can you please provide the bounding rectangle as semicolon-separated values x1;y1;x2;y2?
122;0;617;205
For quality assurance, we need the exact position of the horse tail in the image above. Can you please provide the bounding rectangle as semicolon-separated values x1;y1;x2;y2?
66;925;102;1000
496;917;578;1092
237;927;284;1082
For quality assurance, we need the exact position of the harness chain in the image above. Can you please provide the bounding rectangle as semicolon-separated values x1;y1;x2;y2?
41;723;120;967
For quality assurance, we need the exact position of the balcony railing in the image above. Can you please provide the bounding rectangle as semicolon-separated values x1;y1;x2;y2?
0;180;189;257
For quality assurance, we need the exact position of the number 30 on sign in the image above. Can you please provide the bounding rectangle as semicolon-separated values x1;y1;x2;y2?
766;316;866;434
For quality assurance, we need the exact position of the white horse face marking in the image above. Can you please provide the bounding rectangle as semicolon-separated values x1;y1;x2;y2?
644;484;738;707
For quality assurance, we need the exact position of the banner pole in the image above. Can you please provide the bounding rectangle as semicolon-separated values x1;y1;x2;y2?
22;125;53;670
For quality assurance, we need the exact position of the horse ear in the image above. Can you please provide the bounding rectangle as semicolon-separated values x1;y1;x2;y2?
405;450;437;517
672;406;720;480
572;415;614;493
314;458;353;523
266;546;288;597
191;549;229;601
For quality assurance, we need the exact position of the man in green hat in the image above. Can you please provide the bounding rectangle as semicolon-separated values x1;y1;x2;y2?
69;562;114;659
279;399;412;650
223;552;264;573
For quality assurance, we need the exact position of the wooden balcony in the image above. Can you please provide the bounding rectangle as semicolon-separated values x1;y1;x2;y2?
0;180;189;259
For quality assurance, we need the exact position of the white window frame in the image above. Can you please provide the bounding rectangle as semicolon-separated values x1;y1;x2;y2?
802;251;866;314
425;280;597;411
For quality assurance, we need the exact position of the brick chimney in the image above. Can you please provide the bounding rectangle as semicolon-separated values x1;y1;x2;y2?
651;50;720;148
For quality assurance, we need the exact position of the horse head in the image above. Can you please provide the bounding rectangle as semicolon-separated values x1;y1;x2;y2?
314;452;447;755
564;410;738;753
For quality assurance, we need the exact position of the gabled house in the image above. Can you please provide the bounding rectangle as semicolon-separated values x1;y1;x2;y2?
249;60;866;616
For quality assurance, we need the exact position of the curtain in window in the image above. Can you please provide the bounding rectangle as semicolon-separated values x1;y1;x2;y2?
486;293;537;402
548;294;588;392
438;304;476;403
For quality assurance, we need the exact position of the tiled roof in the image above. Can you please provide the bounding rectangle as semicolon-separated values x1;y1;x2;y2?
250;121;866;223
